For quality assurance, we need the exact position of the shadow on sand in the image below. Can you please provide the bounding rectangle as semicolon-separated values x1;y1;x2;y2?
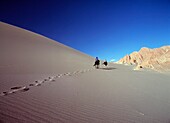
99;67;117;70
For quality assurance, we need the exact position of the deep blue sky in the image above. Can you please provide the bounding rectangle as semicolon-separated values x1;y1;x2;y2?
1;0;170;61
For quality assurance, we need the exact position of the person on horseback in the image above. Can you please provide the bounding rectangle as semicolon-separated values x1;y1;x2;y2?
93;57;100;69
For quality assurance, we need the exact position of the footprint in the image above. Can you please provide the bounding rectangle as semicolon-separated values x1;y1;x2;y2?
57;74;63;78
35;80;39;83
49;77;55;81
73;71;79;74
20;87;29;92
44;78;49;82
11;86;22;90
29;83;39;87
30;80;43;86
2;91;8;96
29;83;35;86
35;83;41;86
65;72;71;76
51;79;56;82
12;86;29;93
48;77;54;80
35;80;44;83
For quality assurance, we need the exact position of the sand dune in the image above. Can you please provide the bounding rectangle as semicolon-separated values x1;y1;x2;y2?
0;22;170;123
0;22;93;91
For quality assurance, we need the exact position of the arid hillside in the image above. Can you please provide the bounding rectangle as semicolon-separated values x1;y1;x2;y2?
117;46;170;72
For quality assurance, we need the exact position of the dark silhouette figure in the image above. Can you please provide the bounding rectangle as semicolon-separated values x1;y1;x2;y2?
93;57;100;69
103;60;108;66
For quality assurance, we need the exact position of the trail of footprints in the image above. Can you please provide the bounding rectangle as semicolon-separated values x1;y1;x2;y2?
0;69;93;96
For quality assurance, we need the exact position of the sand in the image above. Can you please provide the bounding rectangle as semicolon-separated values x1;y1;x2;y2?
0;22;170;123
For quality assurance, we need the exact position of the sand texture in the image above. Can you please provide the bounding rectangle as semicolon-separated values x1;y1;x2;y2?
0;22;170;123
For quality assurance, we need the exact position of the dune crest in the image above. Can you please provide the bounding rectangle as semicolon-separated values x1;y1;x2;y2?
117;46;170;72
0;22;93;75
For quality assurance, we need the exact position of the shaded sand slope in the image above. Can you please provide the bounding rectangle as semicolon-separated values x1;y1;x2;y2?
1;22;170;123
0;22;93;74
0;22;93;91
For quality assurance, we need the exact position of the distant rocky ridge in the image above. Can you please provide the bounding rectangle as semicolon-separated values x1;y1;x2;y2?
117;46;170;72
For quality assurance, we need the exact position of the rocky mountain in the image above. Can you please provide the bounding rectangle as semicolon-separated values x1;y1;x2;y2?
117;46;170;72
